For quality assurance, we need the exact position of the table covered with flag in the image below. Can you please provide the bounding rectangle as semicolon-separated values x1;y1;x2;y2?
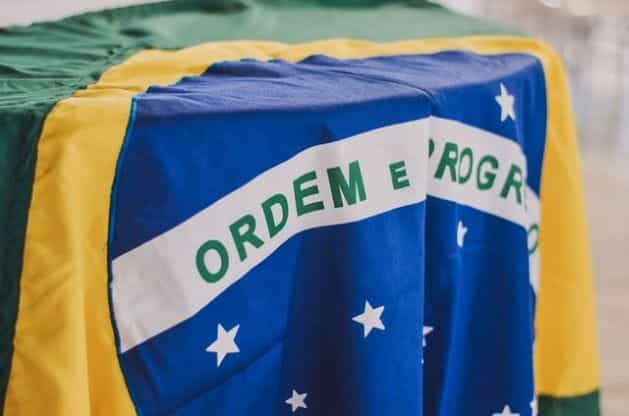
0;1;600;415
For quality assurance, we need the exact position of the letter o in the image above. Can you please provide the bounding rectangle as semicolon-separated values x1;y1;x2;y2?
196;240;229;283
528;224;540;255
458;147;474;184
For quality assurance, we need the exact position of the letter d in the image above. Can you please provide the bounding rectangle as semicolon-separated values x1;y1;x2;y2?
262;193;289;238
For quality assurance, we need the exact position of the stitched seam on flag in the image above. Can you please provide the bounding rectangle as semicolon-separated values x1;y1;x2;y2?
106;96;144;416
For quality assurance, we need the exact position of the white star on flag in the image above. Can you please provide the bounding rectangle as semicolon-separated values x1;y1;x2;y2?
285;389;308;412
422;325;434;364
422;326;433;347
530;398;538;416
206;323;240;367
352;300;385;337
456;220;468;248
492;404;520;416
495;83;516;122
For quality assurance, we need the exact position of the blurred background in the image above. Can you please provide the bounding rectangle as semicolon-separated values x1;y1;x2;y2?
2;0;628;414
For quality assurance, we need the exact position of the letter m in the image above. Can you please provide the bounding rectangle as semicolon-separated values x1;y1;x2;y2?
327;160;367;208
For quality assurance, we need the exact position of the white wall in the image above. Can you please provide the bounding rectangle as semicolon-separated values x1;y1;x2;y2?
0;0;161;27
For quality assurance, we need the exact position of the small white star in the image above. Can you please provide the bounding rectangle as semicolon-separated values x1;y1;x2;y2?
352;301;385;337
206;323;240;367
422;325;434;364
285;389;308;412
530;398;538;416
492;404;520;416
457;221;468;248
495;83;516;122
422;326;433;347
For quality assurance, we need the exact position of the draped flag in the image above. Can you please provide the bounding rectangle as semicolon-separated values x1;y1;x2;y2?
0;1;600;416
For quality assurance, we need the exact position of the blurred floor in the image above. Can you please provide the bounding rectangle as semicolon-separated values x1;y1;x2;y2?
582;151;629;416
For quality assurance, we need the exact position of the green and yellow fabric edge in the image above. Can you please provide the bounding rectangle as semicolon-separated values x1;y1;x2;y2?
0;1;599;415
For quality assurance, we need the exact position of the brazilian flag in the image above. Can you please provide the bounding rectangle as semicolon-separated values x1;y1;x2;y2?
0;1;600;415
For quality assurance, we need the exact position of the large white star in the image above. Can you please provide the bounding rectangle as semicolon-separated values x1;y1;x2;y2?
352;301;385;337
285;389;308;412
495;83;516;122
206;323;240;367
492;404;520;416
